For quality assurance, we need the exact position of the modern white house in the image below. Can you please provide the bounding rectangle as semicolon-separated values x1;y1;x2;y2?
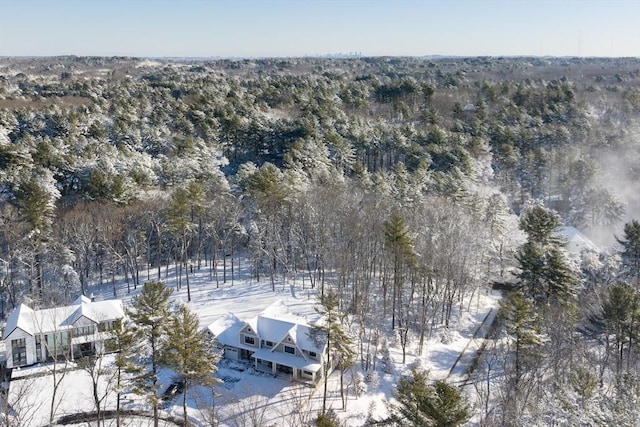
207;301;327;384
2;295;125;369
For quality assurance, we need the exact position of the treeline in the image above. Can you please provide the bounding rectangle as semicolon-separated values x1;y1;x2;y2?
0;56;636;307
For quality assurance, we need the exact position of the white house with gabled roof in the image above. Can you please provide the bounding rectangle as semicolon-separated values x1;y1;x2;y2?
207;301;327;384
2;295;125;369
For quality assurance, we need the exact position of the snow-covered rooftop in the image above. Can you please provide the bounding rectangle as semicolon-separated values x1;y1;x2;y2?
207;300;324;354
206;312;245;347
2;297;125;340
556;226;599;254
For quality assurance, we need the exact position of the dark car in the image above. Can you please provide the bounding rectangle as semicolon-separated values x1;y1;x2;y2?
163;380;185;400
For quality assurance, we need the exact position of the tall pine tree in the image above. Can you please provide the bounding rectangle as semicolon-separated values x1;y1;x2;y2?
516;204;579;307
127;281;173;427
163;303;220;427
313;290;355;415
601;283;640;374
499;290;544;384
617;220;640;286
383;211;416;330
108;317;140;427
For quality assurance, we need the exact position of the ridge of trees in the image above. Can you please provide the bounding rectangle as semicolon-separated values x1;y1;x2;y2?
2;56;640;425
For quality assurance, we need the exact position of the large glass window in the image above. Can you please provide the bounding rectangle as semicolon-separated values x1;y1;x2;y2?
12;338;27;365
74;325;95;337
244;336;255;345
46;332;70;361
35;335;43;362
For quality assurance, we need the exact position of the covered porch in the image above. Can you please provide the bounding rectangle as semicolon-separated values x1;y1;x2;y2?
70;334;96;360
70;331;113;360
251;348;322;385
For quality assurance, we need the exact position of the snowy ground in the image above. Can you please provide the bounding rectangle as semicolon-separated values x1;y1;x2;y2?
3;259;499;426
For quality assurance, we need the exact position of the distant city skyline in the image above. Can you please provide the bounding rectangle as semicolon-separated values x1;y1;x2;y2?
1;0;639;58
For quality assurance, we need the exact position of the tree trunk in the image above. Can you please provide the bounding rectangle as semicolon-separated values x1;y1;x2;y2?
340;369;345;410
185;252;191;302
151;331;160;427
116;376;122;427
183;381;188;427
322;329;331;415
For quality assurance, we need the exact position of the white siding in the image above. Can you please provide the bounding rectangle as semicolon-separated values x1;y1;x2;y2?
5;329;34;369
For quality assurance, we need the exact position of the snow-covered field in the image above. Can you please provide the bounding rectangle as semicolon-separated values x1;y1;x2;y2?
4;260;499;426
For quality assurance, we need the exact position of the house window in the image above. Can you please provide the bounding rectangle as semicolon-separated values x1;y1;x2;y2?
98;320;114;332
35;335;43;362
284;346;295;355
309;351;317;358
244;336;255;345
78;342;94;357
46;332;70;361
74;325;95;337
265;340;273;347
12;338;27;366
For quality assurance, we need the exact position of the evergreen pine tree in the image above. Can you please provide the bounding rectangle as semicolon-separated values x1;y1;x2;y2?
108;317;140;427
313;289;355;415
516;204;579;306
617;220;640;286
391;368;432;426
127;281;173;427
499;290;544;384
163;303;220;427
390;368;470;427
383;211;416;330
601;282;640;374
518;204;562;246
14;170;60;301
316;409;343;427
166;182;204;301
425;380;471;427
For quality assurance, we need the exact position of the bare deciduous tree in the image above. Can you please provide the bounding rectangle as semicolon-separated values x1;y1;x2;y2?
0;377;43;427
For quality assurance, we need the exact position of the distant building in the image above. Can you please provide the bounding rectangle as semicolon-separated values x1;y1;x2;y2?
2;295;125;369
556;226;599;254
207;301;327;384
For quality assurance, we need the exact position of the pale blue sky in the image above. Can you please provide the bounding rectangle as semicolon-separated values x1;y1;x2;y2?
1;0;639;58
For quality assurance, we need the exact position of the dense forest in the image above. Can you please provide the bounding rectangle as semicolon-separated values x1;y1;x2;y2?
1;56;640;425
